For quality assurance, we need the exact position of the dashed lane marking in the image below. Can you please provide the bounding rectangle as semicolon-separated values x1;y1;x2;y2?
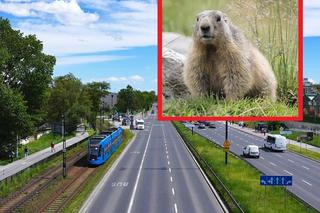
174;203;178;213
284;170;293;176
269;162;276;166
172;187;175;195
302;166;310;170
302;179;312;186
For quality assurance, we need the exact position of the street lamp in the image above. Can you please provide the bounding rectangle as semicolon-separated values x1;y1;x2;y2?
62;114;66;178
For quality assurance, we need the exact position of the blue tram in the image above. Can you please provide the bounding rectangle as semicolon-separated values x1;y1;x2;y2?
88;127;123;166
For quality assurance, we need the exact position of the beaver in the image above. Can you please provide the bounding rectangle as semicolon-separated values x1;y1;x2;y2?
183;10;277;101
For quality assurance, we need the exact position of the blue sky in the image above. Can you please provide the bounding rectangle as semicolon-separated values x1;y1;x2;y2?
0;0;157;92
304;0;320;84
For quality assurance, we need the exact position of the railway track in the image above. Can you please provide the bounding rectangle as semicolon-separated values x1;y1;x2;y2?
0;150;89;213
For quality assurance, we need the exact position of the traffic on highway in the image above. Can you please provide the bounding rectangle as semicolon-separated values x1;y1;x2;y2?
186;121;320;211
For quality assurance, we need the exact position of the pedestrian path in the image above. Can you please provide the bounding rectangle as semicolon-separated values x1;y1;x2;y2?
229;123;320;154
0;132;89;181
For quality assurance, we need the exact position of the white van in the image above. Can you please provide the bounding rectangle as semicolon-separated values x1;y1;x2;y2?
135;119;145;130
264;134;287;151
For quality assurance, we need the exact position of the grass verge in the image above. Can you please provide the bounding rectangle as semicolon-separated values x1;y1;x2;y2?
62;129;134;213
163;98;298;117
173;122;316;213
0;140;87;198
287;144;320;162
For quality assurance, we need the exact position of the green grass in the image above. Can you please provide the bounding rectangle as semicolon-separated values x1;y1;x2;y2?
163;0;298;115
287;144;320;162
0;133;75;165
163;97;297;117
173;122;316;213
0;140;87;198
62;129;134;213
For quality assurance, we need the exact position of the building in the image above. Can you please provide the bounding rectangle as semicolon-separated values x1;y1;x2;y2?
101;93;118;109
303;78;317;95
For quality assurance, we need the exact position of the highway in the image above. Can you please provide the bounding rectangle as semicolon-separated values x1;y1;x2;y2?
191;122;320;211
80;115;227;213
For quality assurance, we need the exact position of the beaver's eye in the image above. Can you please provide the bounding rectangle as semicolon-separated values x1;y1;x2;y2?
216;16;221;22
197;17;199;22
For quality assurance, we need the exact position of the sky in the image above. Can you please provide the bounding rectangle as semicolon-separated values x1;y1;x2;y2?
0;0;157;92
304;0;320;84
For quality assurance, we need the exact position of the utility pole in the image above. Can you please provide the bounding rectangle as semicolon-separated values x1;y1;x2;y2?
62;114;66;178
225;121;228;165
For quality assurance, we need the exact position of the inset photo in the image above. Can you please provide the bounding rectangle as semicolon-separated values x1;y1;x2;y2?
159;0;302;120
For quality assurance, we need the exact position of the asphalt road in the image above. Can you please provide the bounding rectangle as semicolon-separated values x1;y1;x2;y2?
191;122;320;211
80;115;226;213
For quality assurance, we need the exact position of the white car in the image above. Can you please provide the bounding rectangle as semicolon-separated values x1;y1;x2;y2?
243;145;260;158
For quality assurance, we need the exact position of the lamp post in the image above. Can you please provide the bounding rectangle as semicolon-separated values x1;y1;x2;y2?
225;121;228;165
62;114;66;178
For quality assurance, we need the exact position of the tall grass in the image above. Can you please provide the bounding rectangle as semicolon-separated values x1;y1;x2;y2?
163;0;298;103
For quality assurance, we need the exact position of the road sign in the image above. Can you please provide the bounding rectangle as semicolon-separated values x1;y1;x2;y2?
260;175;292;186
223;140;230;151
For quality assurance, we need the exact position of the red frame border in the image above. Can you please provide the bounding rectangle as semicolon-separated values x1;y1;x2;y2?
157;0;303;121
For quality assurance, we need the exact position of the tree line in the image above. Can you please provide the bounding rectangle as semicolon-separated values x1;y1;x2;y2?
0;18;156;156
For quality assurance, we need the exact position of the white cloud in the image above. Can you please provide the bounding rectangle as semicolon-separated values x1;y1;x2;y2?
304;0;320;36
308;78;317;84
56;54;131;65
99;75;144;83
0;0;157;57
0;0;99;26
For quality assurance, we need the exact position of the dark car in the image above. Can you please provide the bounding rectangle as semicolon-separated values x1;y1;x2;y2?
203;121;210;126
209;122;216;128
112;115;120;122
122;118;129;126
198;123;206;129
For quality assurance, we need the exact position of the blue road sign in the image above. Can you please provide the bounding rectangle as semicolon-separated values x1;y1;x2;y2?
260;176;292;186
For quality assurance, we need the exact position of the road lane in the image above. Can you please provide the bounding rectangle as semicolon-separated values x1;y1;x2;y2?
81;116;226;213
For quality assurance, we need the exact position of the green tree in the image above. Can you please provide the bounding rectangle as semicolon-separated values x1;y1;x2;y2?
0;18;55;127
48;74;90;133
0;83;32;155
116;85;157;113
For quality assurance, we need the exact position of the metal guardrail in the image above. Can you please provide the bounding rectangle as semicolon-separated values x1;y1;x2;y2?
173;122;244;213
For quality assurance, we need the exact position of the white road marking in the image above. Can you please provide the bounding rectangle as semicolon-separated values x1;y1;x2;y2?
169;168;171;173
302;180;312;186
174;203;178;213
269;162;276;166
166;151;168;154
284;170;293;176
172;187;175;195
168;161;170;165
276;154;282;158
127;125;153;213
302;166;310;170
260;156;264;160
288;159;294;163
167;155;169;159
170;176;173;182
